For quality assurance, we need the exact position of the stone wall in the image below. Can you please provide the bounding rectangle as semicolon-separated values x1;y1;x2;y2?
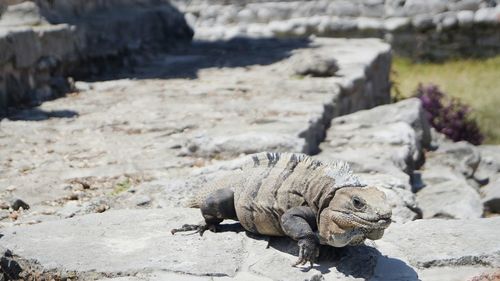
172;0;500;60
0;0;193;116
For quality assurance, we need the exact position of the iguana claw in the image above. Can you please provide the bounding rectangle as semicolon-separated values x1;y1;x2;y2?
292;237;319;271
171;223;216;236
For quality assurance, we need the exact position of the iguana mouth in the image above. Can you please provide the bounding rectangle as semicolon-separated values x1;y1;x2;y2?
352;213;391;229
333;211;391;229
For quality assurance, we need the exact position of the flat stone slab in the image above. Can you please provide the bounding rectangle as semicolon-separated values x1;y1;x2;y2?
318;98;431;183
375;217;500;269
0;208;245;278
0;208;380;280
416;179;483;219
1;208;499;280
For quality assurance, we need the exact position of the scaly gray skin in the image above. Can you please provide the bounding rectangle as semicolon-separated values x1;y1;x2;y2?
172;152;392;269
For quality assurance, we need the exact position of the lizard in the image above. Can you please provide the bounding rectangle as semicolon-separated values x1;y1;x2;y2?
171;152;392;268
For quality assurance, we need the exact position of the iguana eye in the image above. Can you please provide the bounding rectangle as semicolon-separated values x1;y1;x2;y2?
352;196;365;209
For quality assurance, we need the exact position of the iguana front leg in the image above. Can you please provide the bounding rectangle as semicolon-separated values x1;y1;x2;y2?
171;188;237;236
280;206;319;270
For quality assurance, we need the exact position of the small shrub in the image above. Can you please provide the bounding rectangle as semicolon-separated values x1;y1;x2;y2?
414;83;484;145
111;178;132;195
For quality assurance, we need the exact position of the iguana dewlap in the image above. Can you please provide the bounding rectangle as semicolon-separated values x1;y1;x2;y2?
172;152;392;268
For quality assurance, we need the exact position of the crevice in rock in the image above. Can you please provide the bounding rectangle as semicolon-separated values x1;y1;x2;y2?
299;102;335;155
419;255;497;269
300;46;392;156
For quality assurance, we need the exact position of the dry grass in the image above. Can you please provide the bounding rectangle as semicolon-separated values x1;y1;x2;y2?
391;56;500;144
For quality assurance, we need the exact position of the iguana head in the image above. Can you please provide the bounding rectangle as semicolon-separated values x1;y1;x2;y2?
317;186;392;247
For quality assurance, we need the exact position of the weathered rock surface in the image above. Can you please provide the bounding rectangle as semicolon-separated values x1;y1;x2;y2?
0;3;498;278
0;0;193;114
319;98;431;172
172;0;500;60
0;37;391;227
320;121;419;178
1;208;499;280
476;145;500;181
416;179;483;219
424;141;481;182
151;96;428;224
0;209;246;279
373;217;500;281
291;52;339;77
316;98;431;222
474;145;500;214
415;140;485;219
482;177;500;213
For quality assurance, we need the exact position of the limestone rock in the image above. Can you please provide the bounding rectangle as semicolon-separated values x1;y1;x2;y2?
329;98;431;151
375;217;500;269
474;7;499;23
424;141;481;183
318;98;431;179
0;37;391;219
416;179;483;219
412;14;435;29
0;208;246;278
291;53;339;77
384;17;411;31
0;0;193;114
56;201;81;218
0;209;9;220
327;1;361;17
403;0;448;16
181;132;304;159
177;0;500;60
0;2;47;27
0;208;392;280
481;177;500;213
476;145;500;180
448;0;482;11
457;10;476;25
8;27;42;68
320;121;420;176
316;99;434;223
0;30;14;65
2;208;499;280
433;12;459;29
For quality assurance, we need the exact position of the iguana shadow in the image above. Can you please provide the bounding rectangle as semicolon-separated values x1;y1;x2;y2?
215;222;246;233
268;236;419;280
217;222;419;280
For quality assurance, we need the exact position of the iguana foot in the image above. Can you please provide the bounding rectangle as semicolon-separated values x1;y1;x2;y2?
171;222;216;236
292;236;319;271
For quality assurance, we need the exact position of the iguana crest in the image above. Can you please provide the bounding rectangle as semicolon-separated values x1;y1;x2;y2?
246;152;364;188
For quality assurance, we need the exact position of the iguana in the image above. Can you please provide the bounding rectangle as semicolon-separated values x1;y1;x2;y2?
172;152;392;268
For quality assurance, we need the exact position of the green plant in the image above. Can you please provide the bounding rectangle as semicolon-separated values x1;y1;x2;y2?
111;178;131;195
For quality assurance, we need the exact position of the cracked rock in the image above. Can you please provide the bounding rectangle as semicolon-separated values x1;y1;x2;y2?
291;53;339;77
416;179;483;219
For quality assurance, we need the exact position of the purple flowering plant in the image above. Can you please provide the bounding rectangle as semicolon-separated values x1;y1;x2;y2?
414;83;484;145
